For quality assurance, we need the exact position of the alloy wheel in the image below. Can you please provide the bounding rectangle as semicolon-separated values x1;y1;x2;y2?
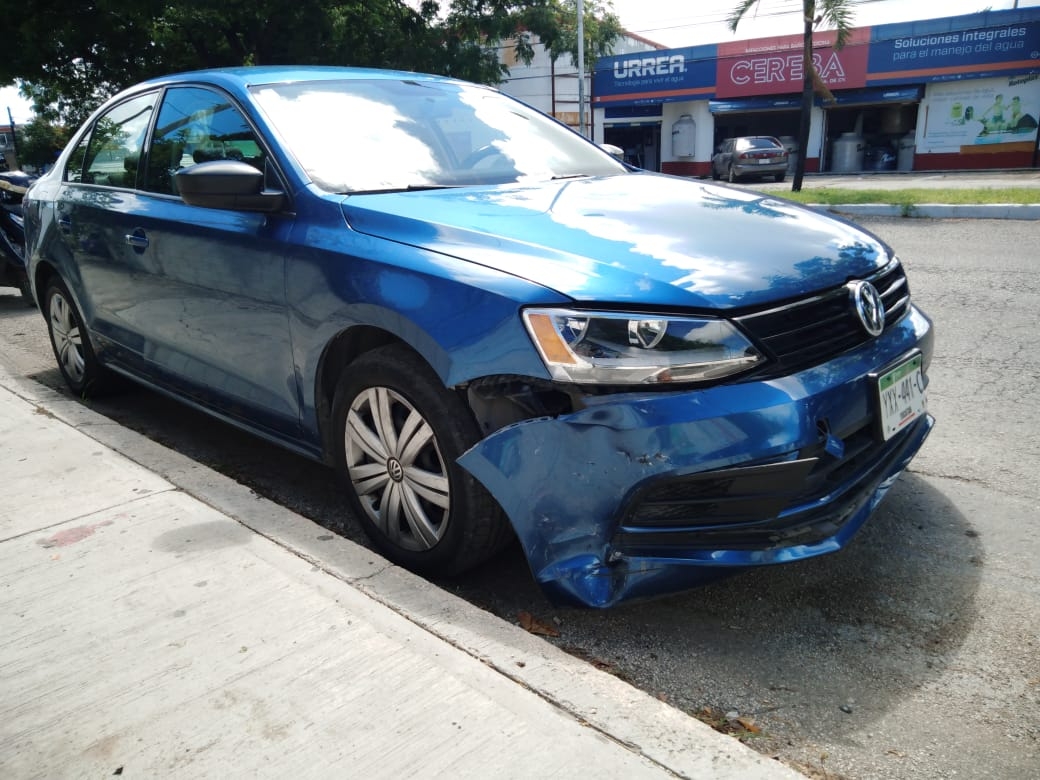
49;291;86;384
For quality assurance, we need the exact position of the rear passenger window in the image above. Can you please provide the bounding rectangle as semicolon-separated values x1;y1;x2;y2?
77;93;156;188
145;87;267;197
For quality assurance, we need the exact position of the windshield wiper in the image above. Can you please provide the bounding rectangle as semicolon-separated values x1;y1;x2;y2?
341;184;463;195
551;174;590;181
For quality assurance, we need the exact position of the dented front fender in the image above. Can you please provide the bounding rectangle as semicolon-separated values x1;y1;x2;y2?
458;335;933;608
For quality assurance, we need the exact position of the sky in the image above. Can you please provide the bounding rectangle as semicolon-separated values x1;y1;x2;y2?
609;0;1040;48
3;0;1039;125
1;86;34;126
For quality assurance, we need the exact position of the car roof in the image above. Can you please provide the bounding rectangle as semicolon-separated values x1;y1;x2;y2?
134;66;463;93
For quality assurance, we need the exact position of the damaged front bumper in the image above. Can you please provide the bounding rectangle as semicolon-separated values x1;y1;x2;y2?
459;306;934;608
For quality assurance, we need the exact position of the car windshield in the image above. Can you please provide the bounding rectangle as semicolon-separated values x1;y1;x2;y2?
251;78;627;193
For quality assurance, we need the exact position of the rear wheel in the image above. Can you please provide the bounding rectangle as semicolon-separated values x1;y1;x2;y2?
44;278;113;396
332;344;511;576
728;165;738;183
774;172;786;183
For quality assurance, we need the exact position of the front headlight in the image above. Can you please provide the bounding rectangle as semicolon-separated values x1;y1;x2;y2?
522;308;764;385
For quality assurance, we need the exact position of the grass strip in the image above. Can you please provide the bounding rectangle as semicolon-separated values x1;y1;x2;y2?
775;187;1040;206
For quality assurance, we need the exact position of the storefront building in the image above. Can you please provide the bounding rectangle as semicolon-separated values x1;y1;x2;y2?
592;7;1040;176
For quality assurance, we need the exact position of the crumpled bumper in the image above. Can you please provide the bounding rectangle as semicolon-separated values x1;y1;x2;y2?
459;308;934;608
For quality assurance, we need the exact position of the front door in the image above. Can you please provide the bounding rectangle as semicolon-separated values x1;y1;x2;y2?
57;86;300;440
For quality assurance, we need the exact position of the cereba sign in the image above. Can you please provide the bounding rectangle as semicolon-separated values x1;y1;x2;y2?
715;29;871;98
729;51;848;87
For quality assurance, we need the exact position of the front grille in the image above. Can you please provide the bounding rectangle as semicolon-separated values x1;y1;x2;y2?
612;415;928;555
735;260;910;376
617;458;817;528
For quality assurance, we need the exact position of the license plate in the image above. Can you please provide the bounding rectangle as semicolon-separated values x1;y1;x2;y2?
875;354;927;441
758;158;773;164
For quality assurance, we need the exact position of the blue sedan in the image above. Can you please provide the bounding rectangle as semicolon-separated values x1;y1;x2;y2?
23;67;933;607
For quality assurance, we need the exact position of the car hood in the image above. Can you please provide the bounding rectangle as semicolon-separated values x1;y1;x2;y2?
340;172;890;309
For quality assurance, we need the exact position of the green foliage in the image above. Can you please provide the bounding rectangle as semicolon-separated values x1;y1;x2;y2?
537;0;624;68
728;0;852;47
14;118;71;170
0;0;622;126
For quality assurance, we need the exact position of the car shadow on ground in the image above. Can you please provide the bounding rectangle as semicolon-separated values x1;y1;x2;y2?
452;472;981;751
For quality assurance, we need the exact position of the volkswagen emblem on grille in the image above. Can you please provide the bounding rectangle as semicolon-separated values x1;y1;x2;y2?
387;458;405;483
847;280;885;337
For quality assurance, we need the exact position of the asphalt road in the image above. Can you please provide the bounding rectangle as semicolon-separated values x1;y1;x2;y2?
1;216;1037;780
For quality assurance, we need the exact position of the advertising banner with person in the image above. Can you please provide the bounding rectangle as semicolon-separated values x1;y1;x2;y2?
919;74;1040;154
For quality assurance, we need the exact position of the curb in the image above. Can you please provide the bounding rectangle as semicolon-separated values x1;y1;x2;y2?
812;203;1040;220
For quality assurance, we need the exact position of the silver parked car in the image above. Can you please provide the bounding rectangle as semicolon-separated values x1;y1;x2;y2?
712;136;788;183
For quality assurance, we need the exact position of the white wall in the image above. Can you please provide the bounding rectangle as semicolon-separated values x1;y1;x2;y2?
500;32;661;133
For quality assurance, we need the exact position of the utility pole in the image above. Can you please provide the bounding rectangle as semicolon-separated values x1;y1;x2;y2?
577;0;586;137
6;107;20;170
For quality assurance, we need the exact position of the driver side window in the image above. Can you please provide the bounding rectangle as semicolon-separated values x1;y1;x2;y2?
145;87;267;197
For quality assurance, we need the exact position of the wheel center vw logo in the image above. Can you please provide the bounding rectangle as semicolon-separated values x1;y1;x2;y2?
386;458;405;482
847;280;885;337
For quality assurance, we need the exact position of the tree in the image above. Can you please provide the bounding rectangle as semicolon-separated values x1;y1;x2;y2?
15;119;72;171
0;0;621;127
0;0;441;126
538;0;623;69
729;0;853;192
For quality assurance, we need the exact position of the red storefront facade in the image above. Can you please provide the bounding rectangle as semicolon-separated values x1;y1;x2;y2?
593;8;1040;176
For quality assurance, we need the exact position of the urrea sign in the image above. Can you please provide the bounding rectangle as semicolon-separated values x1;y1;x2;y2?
612;55;688;80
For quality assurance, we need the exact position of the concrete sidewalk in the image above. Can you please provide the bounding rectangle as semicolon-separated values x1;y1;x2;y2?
0;361;801;779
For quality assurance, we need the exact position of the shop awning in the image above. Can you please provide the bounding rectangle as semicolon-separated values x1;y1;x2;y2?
818;86;924;107
604;105;663;125
708;95;802;113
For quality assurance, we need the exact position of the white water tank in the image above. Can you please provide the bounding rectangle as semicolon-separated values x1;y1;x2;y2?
832;132;865;173
897;132;916;171
672;115;696;158
778;135;798;172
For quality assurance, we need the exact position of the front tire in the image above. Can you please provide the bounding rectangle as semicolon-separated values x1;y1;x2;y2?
44;278;113;396
332;344;511;576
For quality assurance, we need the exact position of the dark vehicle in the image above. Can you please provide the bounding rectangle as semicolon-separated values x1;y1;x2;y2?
712;136;788;183
24;67;933;607
0;170;35;304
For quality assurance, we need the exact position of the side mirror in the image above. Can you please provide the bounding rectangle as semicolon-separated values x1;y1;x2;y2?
175;160;285;213
600;143;625;160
